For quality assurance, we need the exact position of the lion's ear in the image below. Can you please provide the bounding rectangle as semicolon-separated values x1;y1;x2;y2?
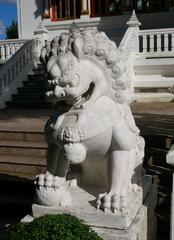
72;37;84;58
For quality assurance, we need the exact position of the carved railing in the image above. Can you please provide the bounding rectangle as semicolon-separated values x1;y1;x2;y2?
119;27;139;62
118;11;140;103
139;28;174;56
0;39;28;63
0;39;41;108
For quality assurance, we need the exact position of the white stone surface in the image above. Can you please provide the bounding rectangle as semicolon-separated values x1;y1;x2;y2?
33;175;152;230
34;27;146;229
93;184;157;240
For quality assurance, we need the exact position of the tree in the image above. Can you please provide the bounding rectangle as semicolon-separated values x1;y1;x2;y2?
6;20;18;39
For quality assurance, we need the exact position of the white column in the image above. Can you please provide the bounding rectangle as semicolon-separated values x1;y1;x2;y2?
149;34;154;52
0;45;5;60
164;33;168;52
157;34;161;52
171;33;174;52
5;44;10;59
142;35;147;53
11;44;15;55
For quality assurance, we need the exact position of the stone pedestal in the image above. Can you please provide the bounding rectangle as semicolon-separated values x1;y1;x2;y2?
93;184;157;240
32;176;157;239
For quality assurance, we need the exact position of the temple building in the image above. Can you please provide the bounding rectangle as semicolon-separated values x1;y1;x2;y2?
17;0;174;43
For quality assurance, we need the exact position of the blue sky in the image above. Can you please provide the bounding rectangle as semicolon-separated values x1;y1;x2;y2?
0;0;17;39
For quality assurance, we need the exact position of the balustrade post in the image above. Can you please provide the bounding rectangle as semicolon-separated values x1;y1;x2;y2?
164;33;169;52
11;44;15;55
142;35;147;53
126;10;141;53
15;44;20;52
157;34;161;52
171;33;174;52
150;34;154;52
5;44;10;59
34;22;48;68
0;45;5;60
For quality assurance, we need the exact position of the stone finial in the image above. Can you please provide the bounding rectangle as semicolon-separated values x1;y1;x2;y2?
126;10;141;27
34;21;48;34
34;21;48;44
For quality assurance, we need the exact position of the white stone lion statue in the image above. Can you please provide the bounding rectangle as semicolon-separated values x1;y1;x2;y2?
35;27;145;214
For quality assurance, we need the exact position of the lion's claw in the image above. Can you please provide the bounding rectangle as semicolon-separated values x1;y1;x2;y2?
96;192;128;213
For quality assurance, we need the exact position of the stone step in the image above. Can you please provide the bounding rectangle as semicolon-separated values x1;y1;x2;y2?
12;94;46;101
32;68;46;75
6;101;51;108
134;57;174;76
23;80;46;87
134;92;174;102
0;130;45;142
134;75;174;89
0;161;46;180
17;88;46;94
28;74;47;81
0;154;46;166
18;85;46;90
0;140;46;157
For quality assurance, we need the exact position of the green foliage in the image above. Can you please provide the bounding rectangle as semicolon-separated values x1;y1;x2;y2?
6;20;18;39
1;214;102;240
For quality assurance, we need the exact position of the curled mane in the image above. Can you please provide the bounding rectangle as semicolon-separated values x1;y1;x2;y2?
41;27;133;105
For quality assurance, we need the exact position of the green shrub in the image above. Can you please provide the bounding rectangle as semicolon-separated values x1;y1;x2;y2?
1;214;102;240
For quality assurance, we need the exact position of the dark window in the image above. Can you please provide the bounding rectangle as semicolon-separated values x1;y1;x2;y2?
91;0;122;17
53;0;80;20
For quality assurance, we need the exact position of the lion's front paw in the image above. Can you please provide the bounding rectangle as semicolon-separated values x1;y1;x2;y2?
128;183;142;193
35;172;72;207
96;193;128;214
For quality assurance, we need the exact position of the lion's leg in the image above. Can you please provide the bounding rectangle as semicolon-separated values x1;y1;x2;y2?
35;143;72;207
97;120;137;213
47;143;68;177
36;143;69;189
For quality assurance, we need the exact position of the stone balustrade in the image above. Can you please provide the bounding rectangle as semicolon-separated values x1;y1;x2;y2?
119;27;138;62
119;10;141;62
0;38;42;108
0;39;28;63
139;28;174;55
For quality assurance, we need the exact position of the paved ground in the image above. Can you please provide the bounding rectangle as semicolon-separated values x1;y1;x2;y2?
0;102;174;134
0;109;52;132
132;102;174;137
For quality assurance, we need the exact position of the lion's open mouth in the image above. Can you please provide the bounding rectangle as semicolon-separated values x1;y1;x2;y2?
66;82;94;108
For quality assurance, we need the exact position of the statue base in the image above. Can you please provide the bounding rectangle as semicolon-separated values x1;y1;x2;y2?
93;183;157;239
32;175;155;231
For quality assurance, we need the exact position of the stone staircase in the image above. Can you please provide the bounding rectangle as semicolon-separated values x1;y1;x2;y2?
134;57;174;102
0;64;52;179
5;66;51;109
0;129;46;180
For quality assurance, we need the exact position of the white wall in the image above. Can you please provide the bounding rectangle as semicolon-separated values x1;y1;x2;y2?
16;0;174;42
17;0;43;39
